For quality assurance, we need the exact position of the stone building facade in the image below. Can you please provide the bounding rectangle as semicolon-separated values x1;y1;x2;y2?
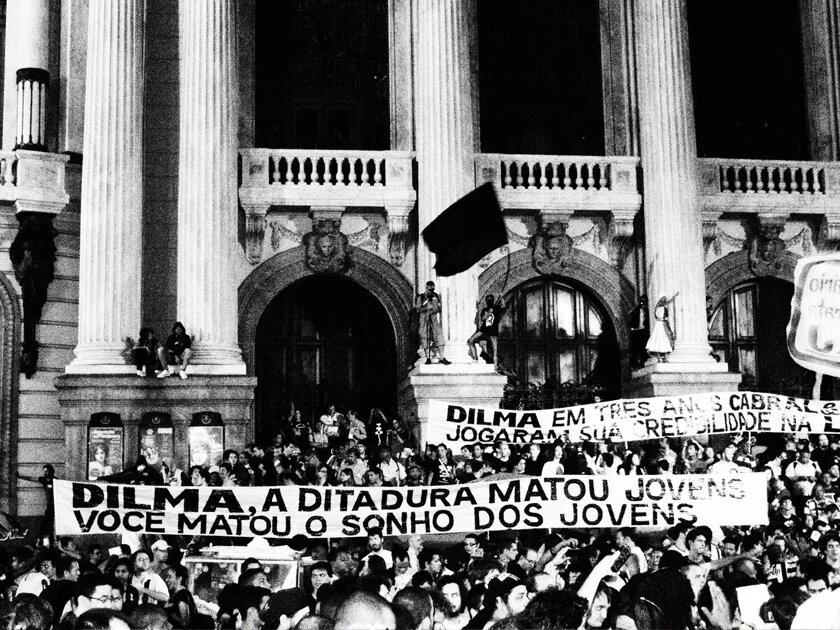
0;0;839;522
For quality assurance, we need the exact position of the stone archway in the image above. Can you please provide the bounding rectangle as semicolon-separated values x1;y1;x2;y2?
0;273;20;514
479;248;637;363
239;245;415;377
705;249;798;309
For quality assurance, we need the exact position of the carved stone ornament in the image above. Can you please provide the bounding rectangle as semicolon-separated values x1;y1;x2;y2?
748;222;785;277
530;221;574;274
9;213;56;377
303;219;350;273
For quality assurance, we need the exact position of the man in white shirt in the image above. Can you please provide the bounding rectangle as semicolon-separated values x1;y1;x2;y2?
16;553;56;596
377;446;406;486
785;448;821;498
319;404;344;446
709;442;742;475
541;444;566;477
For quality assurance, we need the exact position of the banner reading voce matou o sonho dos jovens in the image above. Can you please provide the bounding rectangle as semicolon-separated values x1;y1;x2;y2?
54;474;767;539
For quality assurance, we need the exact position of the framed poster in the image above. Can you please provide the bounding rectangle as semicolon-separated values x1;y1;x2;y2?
189;411;225;469
88;413;124;481
139;412;175;468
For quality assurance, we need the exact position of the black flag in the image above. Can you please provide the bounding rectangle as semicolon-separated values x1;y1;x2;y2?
422;183;507;276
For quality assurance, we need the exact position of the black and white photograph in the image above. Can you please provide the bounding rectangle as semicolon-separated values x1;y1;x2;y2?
2;0;840;628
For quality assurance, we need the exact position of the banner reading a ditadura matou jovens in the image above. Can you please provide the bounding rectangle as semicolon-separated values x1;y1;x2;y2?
54;475;767;539
426;391;840;448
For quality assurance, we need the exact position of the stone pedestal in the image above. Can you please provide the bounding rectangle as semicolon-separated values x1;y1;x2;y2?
400;364;507;447
55;375;256;480
624;363;742;399
176;0;245;373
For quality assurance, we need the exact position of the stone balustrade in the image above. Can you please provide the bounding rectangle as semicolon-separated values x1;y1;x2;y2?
0;149;69;213
474;153;641;213
698;158;840;213
238;149;416;264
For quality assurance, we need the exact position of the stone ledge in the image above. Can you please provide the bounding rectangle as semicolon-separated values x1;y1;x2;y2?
55;374;256;480
400;370;508;446
623;368;742;399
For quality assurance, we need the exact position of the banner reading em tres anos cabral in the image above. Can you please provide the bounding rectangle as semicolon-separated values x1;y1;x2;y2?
54;475;766;538
428;391;840;448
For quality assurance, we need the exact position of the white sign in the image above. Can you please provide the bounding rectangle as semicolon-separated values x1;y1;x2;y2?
788;253;840;377
426;392;840;447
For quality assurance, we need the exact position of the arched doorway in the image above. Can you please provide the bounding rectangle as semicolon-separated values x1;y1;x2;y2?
498;278;621;405
254;275;397;442
708;278;813;396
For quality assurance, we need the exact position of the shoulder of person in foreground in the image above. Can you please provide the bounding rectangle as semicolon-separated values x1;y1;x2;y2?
791;588;840;630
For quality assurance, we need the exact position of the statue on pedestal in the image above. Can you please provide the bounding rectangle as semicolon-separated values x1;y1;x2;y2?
416;281;450;365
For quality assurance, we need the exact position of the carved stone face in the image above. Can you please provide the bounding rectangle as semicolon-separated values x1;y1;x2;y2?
317;234;335;258
544;236;563;260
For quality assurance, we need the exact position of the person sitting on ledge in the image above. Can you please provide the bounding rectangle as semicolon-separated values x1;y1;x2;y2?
156;321;192;380
132;327;161;378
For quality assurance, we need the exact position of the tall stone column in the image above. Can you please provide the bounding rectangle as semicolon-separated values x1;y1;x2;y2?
626;0;738;396
177;0;245;373
403;0;506;439
799;0;840;160
414;0;478;364
634;0;714;364
67;0;144;372
3;0;50;151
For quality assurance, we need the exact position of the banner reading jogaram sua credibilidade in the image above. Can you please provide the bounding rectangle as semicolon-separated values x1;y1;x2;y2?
55;475;767;538
427;391;840;448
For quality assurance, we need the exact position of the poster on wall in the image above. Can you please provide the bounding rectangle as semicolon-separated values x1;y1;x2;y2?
189;411;224;469
139;412;175;469
87;413;123;481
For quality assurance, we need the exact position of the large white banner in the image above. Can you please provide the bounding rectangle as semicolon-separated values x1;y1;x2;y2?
54;475;767;538
427;391;840;448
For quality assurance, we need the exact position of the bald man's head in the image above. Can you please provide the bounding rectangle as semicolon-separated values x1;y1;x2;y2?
334;591;396;630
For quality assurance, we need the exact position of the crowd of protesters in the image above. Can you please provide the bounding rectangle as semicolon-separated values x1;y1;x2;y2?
3;402;840;629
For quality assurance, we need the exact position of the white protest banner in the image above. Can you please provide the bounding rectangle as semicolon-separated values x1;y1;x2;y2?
427;391;840;448
788;253;840;377
54;475;767;538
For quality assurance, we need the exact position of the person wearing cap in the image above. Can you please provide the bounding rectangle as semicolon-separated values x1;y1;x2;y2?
149;540;171;577
464;576;528;630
